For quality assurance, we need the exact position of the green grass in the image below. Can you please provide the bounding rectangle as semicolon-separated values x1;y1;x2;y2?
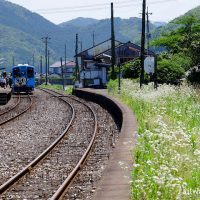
39;83;73;94
107;79;200;200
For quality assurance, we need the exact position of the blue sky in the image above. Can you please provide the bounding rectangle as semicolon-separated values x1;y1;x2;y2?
7;0;200;24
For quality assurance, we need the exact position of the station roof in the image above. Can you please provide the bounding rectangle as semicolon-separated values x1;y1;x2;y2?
50;60;76;68
75;39;122;58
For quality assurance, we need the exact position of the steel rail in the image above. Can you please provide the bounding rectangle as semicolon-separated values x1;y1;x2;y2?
0;95;33;126
0;89;75;194
42;89;98;200
0;95;21;116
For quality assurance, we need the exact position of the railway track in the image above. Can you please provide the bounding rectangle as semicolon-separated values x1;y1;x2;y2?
0;94;33;126
0;89;98;199
0;89;72;190
0;95;20;116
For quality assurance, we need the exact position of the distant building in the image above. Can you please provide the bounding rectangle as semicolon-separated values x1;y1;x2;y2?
49;61;61;75
75;39;154;88
49;60;76;85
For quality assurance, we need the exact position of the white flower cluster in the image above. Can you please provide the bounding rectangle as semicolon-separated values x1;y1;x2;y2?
118;80;200;200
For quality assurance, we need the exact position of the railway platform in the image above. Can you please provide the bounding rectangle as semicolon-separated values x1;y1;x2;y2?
0;87;12;105
74;88;137;200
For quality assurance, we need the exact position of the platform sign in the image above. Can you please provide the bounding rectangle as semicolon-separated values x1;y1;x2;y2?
144;56;155;74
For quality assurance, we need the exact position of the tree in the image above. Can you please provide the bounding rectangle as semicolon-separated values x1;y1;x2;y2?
121;59;140;79
152;15;200;84
157;55;185;84
152;15;200;66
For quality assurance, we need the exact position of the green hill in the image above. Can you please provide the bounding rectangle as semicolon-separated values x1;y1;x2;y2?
0;0;199;72
59;17;157;47
151;5;200;43
0;0;157;71
60;17;99;28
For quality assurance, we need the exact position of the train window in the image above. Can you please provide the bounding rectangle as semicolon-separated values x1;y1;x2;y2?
21;71;25;76
27;67;34;78
13;68;20;78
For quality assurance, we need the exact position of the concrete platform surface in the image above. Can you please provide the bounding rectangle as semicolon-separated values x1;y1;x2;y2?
0;87;11;94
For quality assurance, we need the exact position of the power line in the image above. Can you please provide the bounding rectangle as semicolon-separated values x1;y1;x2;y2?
35;0;138;12
34;0;176;14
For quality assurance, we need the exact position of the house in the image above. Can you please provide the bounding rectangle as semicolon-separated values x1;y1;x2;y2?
49;61;61;75
75;39;155;88
49;60;76;85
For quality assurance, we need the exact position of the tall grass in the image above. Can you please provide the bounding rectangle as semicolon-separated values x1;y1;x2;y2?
107;79;200;200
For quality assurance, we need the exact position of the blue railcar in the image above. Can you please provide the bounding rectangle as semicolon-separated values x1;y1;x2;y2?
12;64;35;93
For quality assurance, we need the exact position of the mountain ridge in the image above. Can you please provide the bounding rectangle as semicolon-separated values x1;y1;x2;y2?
0;0;199;71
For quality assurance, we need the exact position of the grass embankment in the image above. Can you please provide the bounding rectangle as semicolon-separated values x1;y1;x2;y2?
40;84;73;94
107;79;200;200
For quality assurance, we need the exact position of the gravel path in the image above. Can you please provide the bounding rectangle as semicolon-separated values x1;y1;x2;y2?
0;89;72;185
0;96;18;114
1;95;95;199
63;100;119;200
0;90;120;200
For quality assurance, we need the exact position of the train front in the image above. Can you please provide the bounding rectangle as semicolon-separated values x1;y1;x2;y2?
12;64;35;93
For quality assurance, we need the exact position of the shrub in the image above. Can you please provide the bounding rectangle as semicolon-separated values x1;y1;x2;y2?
157;55;186;84
187;66;200;84
122;59;140;79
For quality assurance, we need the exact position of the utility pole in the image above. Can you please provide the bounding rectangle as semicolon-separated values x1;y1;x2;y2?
111;2;116;80
12;56;15;66
47;50;50;75
146;7;152;54
118;62;121;93
41;36;51;85
64;43;67;87
75;33;79;82
80;40;83;52
32;53;35;66
60;57;64;90
92;31;95;47
140;0;146;88
154;54;158;89
40;56;43;85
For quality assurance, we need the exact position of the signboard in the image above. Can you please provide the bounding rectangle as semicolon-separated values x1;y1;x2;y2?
144;56;155;74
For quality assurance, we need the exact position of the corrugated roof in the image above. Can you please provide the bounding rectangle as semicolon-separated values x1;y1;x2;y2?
50;61;76;68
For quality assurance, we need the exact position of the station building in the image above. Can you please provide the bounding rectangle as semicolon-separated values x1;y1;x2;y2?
75;39;154;88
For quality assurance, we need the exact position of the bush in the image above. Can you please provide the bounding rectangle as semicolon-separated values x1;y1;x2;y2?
157;55;187;84
121;59;140;79
187;66;200;84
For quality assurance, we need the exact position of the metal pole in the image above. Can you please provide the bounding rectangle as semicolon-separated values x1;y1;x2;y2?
140;0;146;88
